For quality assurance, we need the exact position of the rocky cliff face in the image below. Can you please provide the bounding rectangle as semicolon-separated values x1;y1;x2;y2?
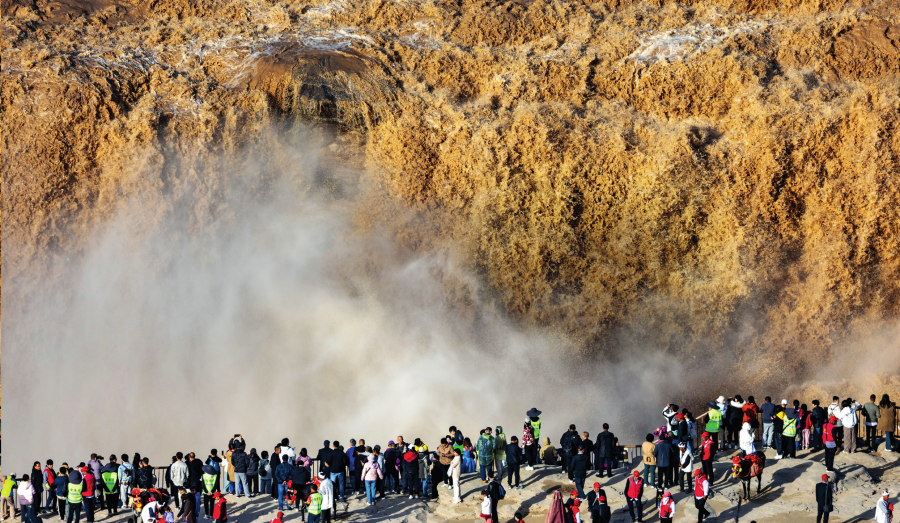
2;0;899;383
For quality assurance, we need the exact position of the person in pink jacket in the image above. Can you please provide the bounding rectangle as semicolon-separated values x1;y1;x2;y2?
361;455;383;506
18;474;37;523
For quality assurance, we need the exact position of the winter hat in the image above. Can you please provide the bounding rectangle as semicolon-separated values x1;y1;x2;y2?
822;474;829;482
716;396;726;403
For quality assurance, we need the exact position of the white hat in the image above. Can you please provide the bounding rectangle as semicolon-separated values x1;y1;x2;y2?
781;399;788;405
716;396;726;403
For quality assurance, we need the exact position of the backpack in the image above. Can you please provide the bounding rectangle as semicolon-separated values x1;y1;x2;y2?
122;465;133;482
209;460;220;473
497;483;506;500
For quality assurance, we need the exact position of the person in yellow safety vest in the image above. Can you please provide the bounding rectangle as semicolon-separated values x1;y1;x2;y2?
306;484;323;523
527;408;542;441
66;470;85;523
705;401;723;456
202;465;218;520
780;410;799;460
101;460;120;517
1;475;17;520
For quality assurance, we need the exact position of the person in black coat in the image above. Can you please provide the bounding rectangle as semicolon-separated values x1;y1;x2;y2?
187;453;204;493
136;458;154;489
270;447;282;499
487;472;502;523
587;482;607;521
325;443;348;501
581;433;594;469
315;442;331;465
506;437;523;489
811;401;826;451
816;475;833;523
401;447;419;497
653;437;677;489
290;465;311;514
595;495;611;523
596;425;616;478
177;487;195;523
560;426;580;479
384;444;400;494
571;447;589;498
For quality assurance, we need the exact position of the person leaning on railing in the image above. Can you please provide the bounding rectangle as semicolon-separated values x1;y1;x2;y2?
878;395;897;452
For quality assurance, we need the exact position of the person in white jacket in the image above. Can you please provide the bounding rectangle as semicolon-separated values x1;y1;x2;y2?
875;491;892;523
450;450;462;504
677;443;693;492
18;475;36;523
317;473;334;523
480;490;492;522
840;400;862;453
740;422;757;457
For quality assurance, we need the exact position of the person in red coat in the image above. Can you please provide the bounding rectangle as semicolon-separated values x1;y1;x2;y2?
212;493;227;523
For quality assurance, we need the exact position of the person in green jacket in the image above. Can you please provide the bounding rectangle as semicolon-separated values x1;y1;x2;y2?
863;395;881;452
705;401;724;455
306;484;323;523
476;428;495;483
494;426;507;480
2;475;17;520
527;408;543;441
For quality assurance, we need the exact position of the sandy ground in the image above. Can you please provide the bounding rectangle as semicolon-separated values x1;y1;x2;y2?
14;443;899;523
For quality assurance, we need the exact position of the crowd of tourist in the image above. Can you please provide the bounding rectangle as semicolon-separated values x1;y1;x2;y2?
2;395;897;523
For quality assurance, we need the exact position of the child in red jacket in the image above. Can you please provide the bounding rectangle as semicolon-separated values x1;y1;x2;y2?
212;493;227;523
